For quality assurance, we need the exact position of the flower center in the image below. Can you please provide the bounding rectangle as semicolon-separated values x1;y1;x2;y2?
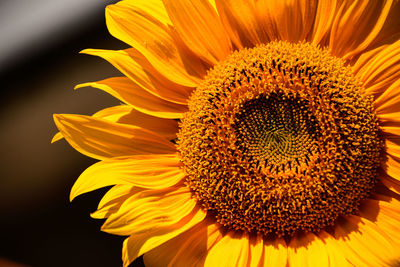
234;92;319;173
177;42;383;237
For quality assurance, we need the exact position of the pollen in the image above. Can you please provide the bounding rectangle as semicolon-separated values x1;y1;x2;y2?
177;42;383;237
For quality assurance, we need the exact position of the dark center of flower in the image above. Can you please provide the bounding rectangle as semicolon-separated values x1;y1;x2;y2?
177;41;383;237
234;92;319;173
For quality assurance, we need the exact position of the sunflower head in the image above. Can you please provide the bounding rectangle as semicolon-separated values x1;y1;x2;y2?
178;41;383;237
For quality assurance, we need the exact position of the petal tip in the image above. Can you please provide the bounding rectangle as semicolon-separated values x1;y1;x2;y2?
53;114;63;127
69;181;82;202
51;132;63;143
69;189;77;202
79;48;99;55
53;114;70;129
74;83;88;90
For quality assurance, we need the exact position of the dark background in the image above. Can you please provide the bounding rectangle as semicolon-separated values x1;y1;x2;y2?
0;1;144;266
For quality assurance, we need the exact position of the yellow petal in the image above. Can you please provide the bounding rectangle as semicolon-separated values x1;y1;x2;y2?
381;127;400;138
360;196;400;259
316;231;350;267
102;186;195;236
70;154;184;201
94;106;179;140
380;172;400;195
122;206;206;267
81;49;192;104
53;114;176;160
91;184;139;219
344;1;393;59
169;221;223;267
377;112;400;125
263;238;287;267
288;232;329;267
76;78;187;119
385;138;400;160
52;105;179;143
162;0;232;65
375;79;400;115
92;105;133;122
334;214;398;266
144;219;222;267
380;115;400;137
311;0;341;46
166;29;211;79
382;155;400;182
118;0;172;25
51;132;63;143
329;0;395;60
248;235;264;267
204;232;250;267
118;4;210;79
215;0;267;49
143;223;208;267
352;43;388;80
52;105;134;143
105;1;201;87
256;0;317;43
354;40;400;97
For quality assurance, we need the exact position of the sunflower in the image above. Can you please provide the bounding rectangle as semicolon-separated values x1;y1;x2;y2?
53;0;400;266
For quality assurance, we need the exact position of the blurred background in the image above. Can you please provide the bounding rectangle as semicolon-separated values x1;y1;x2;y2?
0;1;144;266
